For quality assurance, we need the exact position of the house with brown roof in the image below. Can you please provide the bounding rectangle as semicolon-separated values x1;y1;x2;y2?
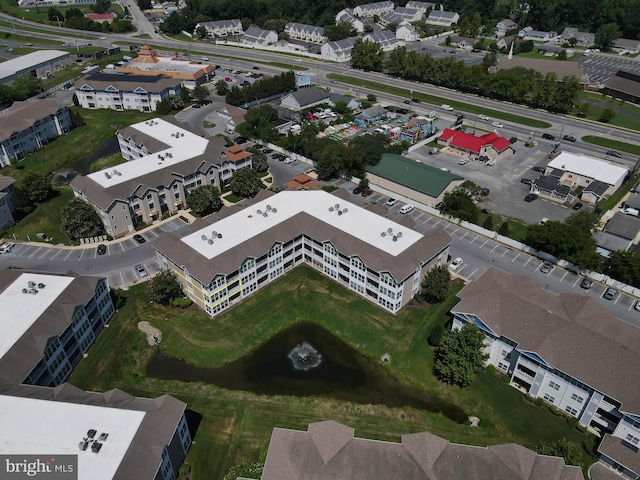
70;117;252;237
452;267;640;480
117;45;214;89
602;70;640;104
492;55;590;86
0;100;73;167
262;420;584;480
153;189;452;317
74;72;183;112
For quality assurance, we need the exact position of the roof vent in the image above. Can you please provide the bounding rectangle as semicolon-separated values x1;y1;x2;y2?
37;283;45;289
28;281;35;288
87;429;97;439
105;172;111;179
98;432;109;442
78;440;89;451
91;442;103;453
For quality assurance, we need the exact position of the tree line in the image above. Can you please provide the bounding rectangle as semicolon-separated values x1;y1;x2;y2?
224;71;296;107
353;43;581;114
47;6;134;33
0;75;44;110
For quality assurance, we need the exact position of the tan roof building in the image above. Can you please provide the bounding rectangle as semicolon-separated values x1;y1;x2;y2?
492;56;590;85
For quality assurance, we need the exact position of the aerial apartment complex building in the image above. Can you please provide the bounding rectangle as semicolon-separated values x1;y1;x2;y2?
154;190;452;317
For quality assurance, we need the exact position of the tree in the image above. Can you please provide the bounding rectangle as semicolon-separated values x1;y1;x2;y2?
350;38;384;72
366;93;377;102
438;182;481;223
70;108;84;127
534;438;582;466
195;24;209;39
48;7;63;22
568;37;578;47
137;0;152;9
324;21;356;41
215;80;229;96
180;87;191;104
600;108;615;123
482;215;494;230
155;99;172;115
498;221;510;236
229;168;263;197
11;75;43;100
186;184;223;215
61;198;104;241
596;22;621;50
445;35;452;46
250;151;268;172
192;85;209;103
518;39;534;53
433;323;488;387
557;50;567;60
148;269;183;306
603;250;640;287
420;265;451;304
20;171;52;204
358;177;369;189
566;210;600;232
92;0;111;13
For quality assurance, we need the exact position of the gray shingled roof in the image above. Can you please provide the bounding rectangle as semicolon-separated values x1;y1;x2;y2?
604;212;640;240
453;267;640;413
598;434;640;475
594;231;632;252
283;87;331;108
532;176;572;196
0;100;69;142
0;383;186;480
75;72;182;93
0;174;15;191
262;420;584;480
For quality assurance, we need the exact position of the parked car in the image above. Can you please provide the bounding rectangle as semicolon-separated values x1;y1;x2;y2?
191;103;201;108
135;264;148;278
580;278;593;290
399;204;414;214
201;56;210;61
524;193;539;202
604;287;618;301
509;137;518;144
531;166;545;173
411;98;421;103
478;114;490;121
353;186;364;195
606;150;622;158
520;178;533;185
234;137;248;144
572;202;583;210
635;300;640;312
540;262;553;274
403;100;412;104
224;77;232;82
396;108;409;115
133;234;146;244
563;135;577;142
441;104;454;111
458;157;469;165
491;121;504;128
0;242;15;254
385;198;397;207
284;158;294;164
96;244;106;255
361;188;373;197
449;257;463;271
263;149;273;154
541;133;555;140
252;66;260;70
428;147;439;155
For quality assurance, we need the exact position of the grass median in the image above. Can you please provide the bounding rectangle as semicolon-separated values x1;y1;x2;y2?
327;73;552;129
581;135;640;156
70;266;596;479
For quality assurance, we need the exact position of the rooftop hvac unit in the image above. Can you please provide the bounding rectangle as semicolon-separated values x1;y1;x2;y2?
37;283;45;289
105;172;111;179
87;429;97;439
91;442;103;453
28;281;35;288
22;288;28;294
78;440;89;451
98;433;109;442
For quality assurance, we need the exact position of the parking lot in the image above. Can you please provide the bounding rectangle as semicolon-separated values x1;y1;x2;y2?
581;53;640;85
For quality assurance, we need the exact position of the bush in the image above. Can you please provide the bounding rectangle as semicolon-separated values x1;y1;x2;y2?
485;364;496;375
178;464;191;475
502;374;510;383
535;397;544;406
172;297;192;308
567;416;579;428
427;324;445;346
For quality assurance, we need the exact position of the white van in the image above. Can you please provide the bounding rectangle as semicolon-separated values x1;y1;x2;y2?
400;204;414;214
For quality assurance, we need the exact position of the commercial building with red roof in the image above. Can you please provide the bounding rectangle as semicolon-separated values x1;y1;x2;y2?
438;128;513;162
84;12;117;23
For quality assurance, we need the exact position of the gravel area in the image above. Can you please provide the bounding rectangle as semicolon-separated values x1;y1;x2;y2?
138;321;162;346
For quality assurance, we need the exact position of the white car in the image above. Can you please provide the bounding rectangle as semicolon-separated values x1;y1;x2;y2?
478;114;490;121
441;104;454;111
201;56;210;61
0;242;15;254
449;257;463;271
284;158;294;164
458;157;469;165
491;121;504;128
386;198;397;207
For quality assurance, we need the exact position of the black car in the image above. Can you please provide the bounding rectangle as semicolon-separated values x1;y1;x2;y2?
252;66;260;70
572;202;583;210
607;150;622;158
396;108;409;114
233;136;247;144
96;244;106;255
353;187;364;195
531;166;545;173
411;98;421;103
263;149;273;154
509;137;518;144
524;193;539;202
520;178;533;185
541;133;555;140
403;100;412;104
133;234;146;244
563;135;577;142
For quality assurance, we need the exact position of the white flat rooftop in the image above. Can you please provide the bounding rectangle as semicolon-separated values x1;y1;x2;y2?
0;50;69;80
0;273;74;361
0;395;145;480
87;118;209;188
181;190;423;259
548;152;628;185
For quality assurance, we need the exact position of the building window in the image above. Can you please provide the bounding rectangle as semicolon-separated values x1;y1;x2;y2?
543;393;555;403
548;381;560;391
625;434;640;445
571;393;584;403
565;406;578;416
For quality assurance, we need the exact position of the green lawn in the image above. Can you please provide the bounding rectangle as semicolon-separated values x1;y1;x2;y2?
572;91;640;132
598;172;640;211
70;267;596;479
326;73;552;128
0;19;93;39
582;135;640;156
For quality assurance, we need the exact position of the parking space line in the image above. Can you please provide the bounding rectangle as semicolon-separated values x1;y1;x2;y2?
28;247;42;259
572;277;580;287
480;239;489;248
63;250;74;260
614;295;620;305
468;234;479;244
78;249;85;260
511;252;520;262
50;249;64;260
468;267;478;279
490;244;499;253
118;243;125;252
432;220;442;227
460;231;468;240
561;272;568;282
523;257;532;267
501;249;510;257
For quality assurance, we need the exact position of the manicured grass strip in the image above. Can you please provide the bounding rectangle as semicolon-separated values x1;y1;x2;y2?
582;135;640;156
70;267;596;479
572;91;640;132
0;19;92;39
598;173;640;211
327;73;552;129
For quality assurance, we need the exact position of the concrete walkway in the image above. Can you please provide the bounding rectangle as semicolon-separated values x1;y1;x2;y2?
589;462;627;480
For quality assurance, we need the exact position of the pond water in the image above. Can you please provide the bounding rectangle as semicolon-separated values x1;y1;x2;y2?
51;137;120;185
146;322;467;423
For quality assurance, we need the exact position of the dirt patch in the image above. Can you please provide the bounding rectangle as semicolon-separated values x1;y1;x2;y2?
138;321;162;346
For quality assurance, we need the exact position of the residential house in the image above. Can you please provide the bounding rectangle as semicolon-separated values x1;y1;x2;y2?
335;8;365;33
392;6;422;22
261;420;584;480
352;1;394;17
284;22;327;44
530;175;575;203
355;104;388;125
321;37;357;62
70;117;252;238
0;100;73;167
495;18;517;37
613;38;640;54
426;10;459;26
154;189;452;317
438;128;512;162
241;26;278;46
0;175;15;229
602;70;640;103
363;29;403;51
366;153;464;206
398;115;435;144
194;19;243;37
518;27;557;41
329;93;361;110
280;87;332;110
378;11;406;27
117;45;214;90
603;212;640;245
450;35;476;49
451;267;640;480
404;1;435;14
74;72;183;112
396;23;418;41
558;27;594;47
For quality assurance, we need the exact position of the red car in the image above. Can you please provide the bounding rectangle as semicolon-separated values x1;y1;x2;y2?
361;189;373;197
224;77;232;82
